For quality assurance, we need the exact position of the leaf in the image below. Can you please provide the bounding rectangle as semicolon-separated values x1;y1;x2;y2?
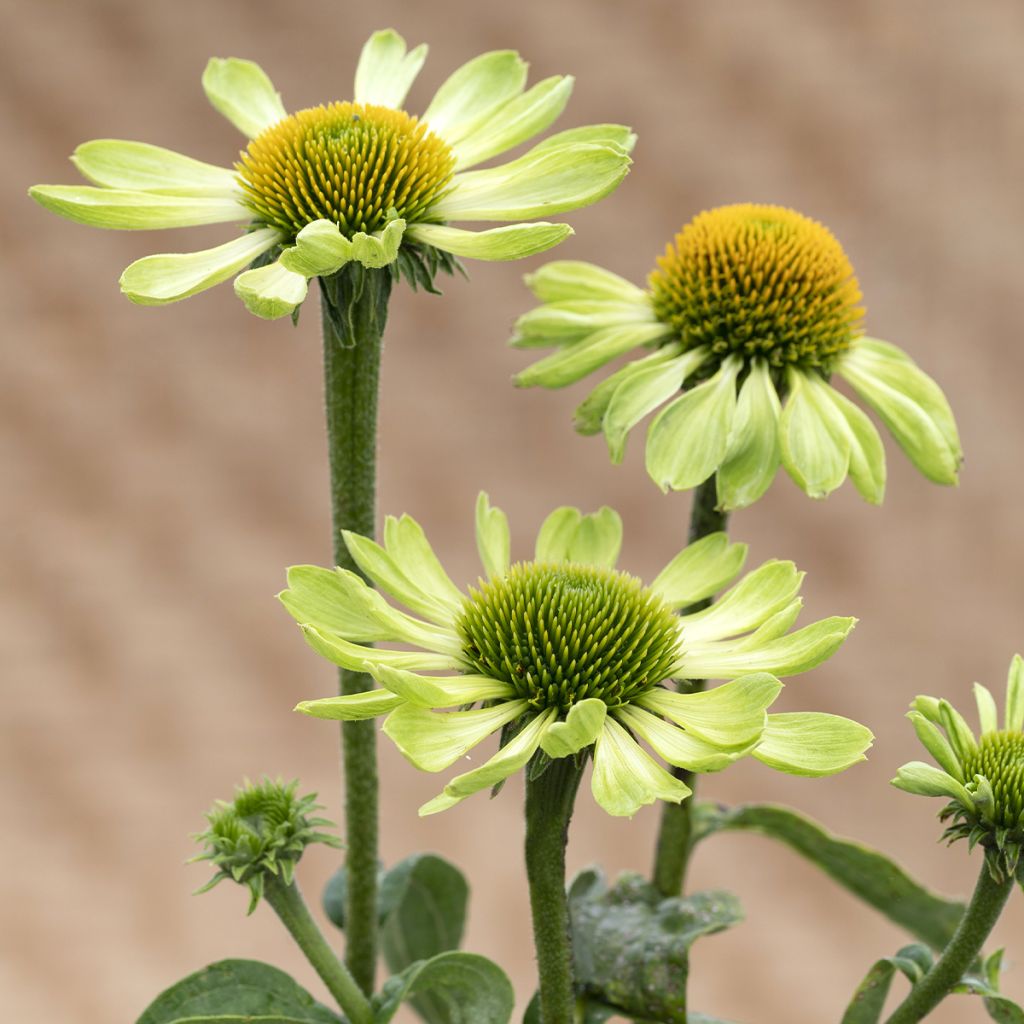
373;951;513;1024
956;950;1024;1023
135;960;342;1024
694;803;964;950
568;868;742;1023
841;945;933;1024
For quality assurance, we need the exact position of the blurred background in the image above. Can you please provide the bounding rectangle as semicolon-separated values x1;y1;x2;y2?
4;1;1024;1021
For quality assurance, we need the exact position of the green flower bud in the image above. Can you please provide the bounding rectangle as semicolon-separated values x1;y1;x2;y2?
192;778;341;913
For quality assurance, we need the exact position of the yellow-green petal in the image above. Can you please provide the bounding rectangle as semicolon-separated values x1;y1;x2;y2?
753;712;873;776
353;29;428;109
1006;654;1024;732
71;140;239;195
892;761;975;806
973;683;999;736
525;260;647;304
234;260;308;320
648;532;748;609
383;514;465;611
534;505;621;566
475;492;510;578
119;227;280;305
779;368;849;500
279;220;353;277
405;221;572;261
614;705;750;772
907;711;964;781
296;689;403;721
540;698;607;758
368;663;514;708
299;624;459;674
202;57;287;139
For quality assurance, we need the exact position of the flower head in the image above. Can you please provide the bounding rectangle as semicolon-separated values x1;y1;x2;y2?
192;778;340;913
513;204;962;510
280;494;870;817
893;655;1024;880
30;29;634;320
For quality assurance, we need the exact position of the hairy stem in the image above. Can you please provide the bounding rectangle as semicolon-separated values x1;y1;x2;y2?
525;757;586;1024
320;265;393;994
264;876;374;1024
885;860;1013;1024
651;477;729;898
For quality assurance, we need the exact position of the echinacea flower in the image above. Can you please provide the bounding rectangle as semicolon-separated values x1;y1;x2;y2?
894;655;1024;880
29;29;634;320
280;494;871;817
513;204;962;510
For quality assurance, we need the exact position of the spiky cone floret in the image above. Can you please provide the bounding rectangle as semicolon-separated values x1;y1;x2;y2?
280;493;871;818
893;655;1024;883
192;778;340;913
29;29;634;320
511;204;962;510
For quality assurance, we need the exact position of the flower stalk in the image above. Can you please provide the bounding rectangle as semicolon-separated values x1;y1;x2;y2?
524;756;586;1024
263;875;374;1024
651;477;729;898
884;858;1013;1024
320;263;392;993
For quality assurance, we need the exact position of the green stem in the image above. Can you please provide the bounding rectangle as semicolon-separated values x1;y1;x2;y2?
885;859;1013;1024
320;265;393;995
525;757;586;1024
651;477;729;898
264;876;374;1024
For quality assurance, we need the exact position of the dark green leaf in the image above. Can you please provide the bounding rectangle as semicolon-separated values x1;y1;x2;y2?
373;951;513;1024
135;960;342;1024
841;945;932;1024
955;950;1024;1023
694;802;964;950
568;868;742;1023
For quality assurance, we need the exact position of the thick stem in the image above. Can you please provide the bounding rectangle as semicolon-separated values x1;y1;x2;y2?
651;477;729;898
264;876;374;1024
885;860;1013;1024
525;757;586;1024
320;265;393;995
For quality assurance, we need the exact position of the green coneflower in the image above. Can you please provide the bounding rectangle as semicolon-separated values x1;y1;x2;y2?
894;655;1024;880
280;493;871;817
512;203;962;510
29;29;634;319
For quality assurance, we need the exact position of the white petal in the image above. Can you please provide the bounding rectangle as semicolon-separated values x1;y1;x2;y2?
119;227;280;305
202;57;287;139
353;29;428;109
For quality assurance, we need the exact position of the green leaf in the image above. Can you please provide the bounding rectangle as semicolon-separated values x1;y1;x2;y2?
373;951;513;1024
841;945;933;1024
956;950;1024;1023
693;803;964;950
568;868;742;1023
135;960;342;1024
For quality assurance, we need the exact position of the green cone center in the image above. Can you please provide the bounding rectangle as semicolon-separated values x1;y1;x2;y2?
455;562;682;713
648;203;864;372
236;101;456;239
963;731;1024;828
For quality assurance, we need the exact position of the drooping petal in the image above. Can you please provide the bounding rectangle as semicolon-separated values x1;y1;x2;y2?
405;221;572;261
420;710;557;815
779;368;850;500
603;349;708;462
299;624;460;674
613;705;750;772
29;185;249;230
296;689;404;720
635;673;781;749
383;700;529;772
837;341;961;485
71;140;239;195
824;383;886;504
645;356;741;493
679;617;856;680
452;76;574;169
716;358;782;511
202;57;287;138
353;29;428;109
648;532;748;609
423;50;528;145
234;259;308;320
892;761;975;806
350;219;406;269
383;515;466;610
119;227;281;305
677;560;804;644
753;712;873;776
524;260;647;304
279;220;354;277
573;343;689;436
591;718;691;817
973;683;999;736
907;711;964;781
1006;654;1024;732
540;698;607;758
368;663;514;708
475;492;511;579
515;323;669;388
432;142;631;222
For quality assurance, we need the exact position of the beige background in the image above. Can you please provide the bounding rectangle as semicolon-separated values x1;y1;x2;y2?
4;1;1024;1021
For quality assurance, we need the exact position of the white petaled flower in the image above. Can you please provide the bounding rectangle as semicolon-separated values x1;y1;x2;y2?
29;29;634;320
512;204;962;510
280;493;871;817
